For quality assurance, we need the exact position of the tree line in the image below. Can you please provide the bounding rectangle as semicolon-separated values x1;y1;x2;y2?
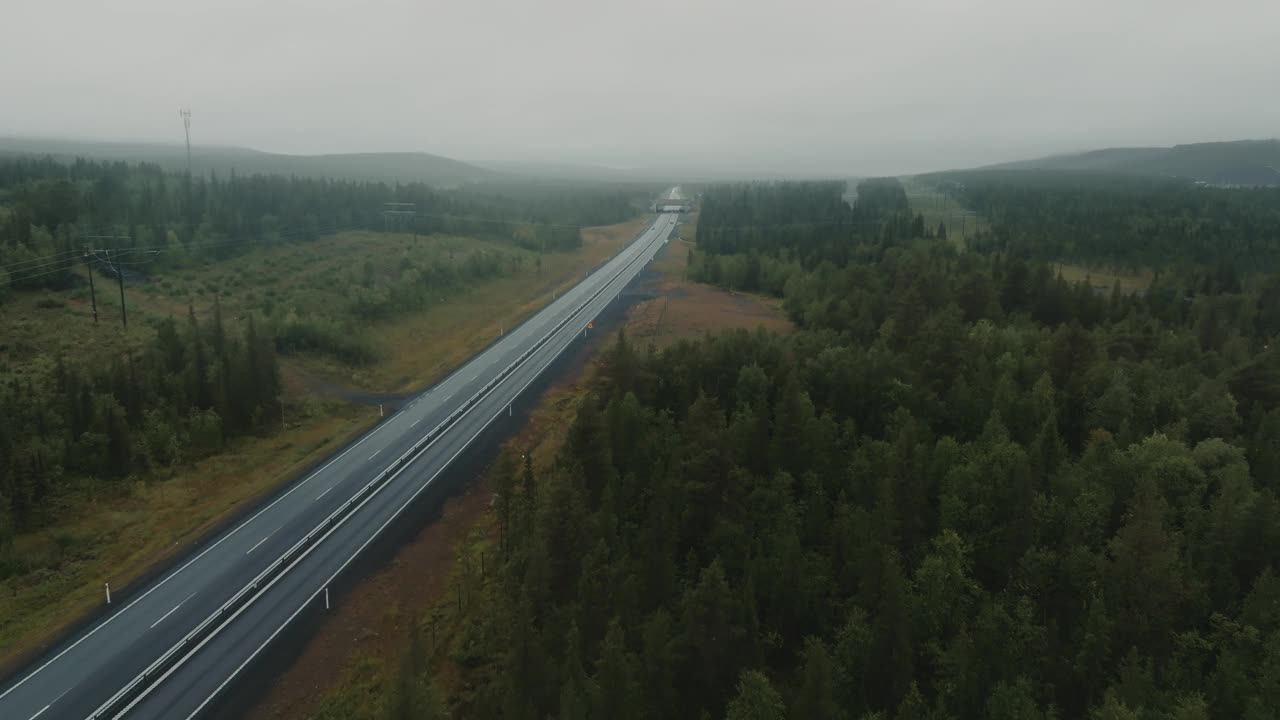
0;156;651;581
0;156;645;295
0;300;280;575
928;170;1280;271
391;179;1280;719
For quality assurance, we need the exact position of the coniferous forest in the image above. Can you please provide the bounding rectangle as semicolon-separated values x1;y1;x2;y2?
403;176;1280;720
0;156;642;293
0;157;646;569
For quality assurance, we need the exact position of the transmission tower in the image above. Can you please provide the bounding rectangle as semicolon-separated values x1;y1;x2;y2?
179;108;192;177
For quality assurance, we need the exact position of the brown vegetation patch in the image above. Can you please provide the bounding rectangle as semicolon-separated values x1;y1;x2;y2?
623;237;793;346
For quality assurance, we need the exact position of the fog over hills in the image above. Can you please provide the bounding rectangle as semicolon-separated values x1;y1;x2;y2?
0;137;499;187
972;139;1280;185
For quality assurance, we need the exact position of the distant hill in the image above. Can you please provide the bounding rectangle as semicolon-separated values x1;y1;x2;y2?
978;139;1280;186
479;160;646;182
0;137;500;186
479;159;854;184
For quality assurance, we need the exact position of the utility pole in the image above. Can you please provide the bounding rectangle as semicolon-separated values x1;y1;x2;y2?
83;249;99;324
83;236;132;328
179;109;193;178
114;250;128;328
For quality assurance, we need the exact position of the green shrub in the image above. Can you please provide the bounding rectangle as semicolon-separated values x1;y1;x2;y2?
274;313;377;365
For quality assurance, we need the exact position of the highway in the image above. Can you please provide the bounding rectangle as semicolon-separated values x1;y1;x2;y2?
0;191;682;720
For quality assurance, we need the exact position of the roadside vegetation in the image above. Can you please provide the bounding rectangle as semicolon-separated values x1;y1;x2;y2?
250;221;794;720
358;178;1280;720
0;155;654;669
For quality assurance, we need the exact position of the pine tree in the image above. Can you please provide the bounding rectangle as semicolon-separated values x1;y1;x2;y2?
590;620;639;720
792;637;845;720
725;670;785;720
559;621;595;720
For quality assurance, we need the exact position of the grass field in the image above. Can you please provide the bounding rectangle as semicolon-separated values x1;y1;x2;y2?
0;217;650;672
1053;262;1154;294
894;179;1154;295
625;234;792;346
248;212;794;719
901;177;989;249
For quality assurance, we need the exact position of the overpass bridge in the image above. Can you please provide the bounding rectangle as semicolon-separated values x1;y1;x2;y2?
652;199;690;213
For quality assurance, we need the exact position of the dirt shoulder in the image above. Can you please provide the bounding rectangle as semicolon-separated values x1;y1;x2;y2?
0;218;647;676
243;219;793;719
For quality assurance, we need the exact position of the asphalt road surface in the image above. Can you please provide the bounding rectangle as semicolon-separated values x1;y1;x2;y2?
0;200;680;720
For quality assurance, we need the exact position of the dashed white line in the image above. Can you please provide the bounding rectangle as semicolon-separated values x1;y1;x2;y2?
150;592;196;629
246;529;277;555
0;413;388;705
24;685;66;718
316;486;335;500
410;418;421;427
369;448;382;459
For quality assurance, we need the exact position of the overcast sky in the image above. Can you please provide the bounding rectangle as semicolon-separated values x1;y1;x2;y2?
3;0;1278;175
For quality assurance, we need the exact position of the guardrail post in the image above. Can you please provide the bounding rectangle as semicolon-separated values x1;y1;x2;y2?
379;404;384;418
508;403;512;417
105;582;111;605
325;587;330;610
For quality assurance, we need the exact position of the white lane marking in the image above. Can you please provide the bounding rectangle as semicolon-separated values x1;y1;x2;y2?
150;593;196;629
26;688;69;720
369;448;381;459
182;212;673;720
111;213;672;720
410;418;421;427
18;213;662;715
245;529;277;555
316;485;335;500
0;412;385;703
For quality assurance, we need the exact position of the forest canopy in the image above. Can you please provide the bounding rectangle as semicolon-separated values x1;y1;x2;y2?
929;170;1280;271
420;178;1280;720
0;156;652;578
0;156;647;293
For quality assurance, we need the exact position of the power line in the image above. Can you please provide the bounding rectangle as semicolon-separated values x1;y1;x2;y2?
0;208;617;288
0;254;84;274
1;221;355;288
2;262;81;284
0;249;85;274
0;210;596;276
107;220;362;254
83;237;141;328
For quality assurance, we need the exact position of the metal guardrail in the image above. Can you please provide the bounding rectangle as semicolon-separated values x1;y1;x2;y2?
87;215;671;720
